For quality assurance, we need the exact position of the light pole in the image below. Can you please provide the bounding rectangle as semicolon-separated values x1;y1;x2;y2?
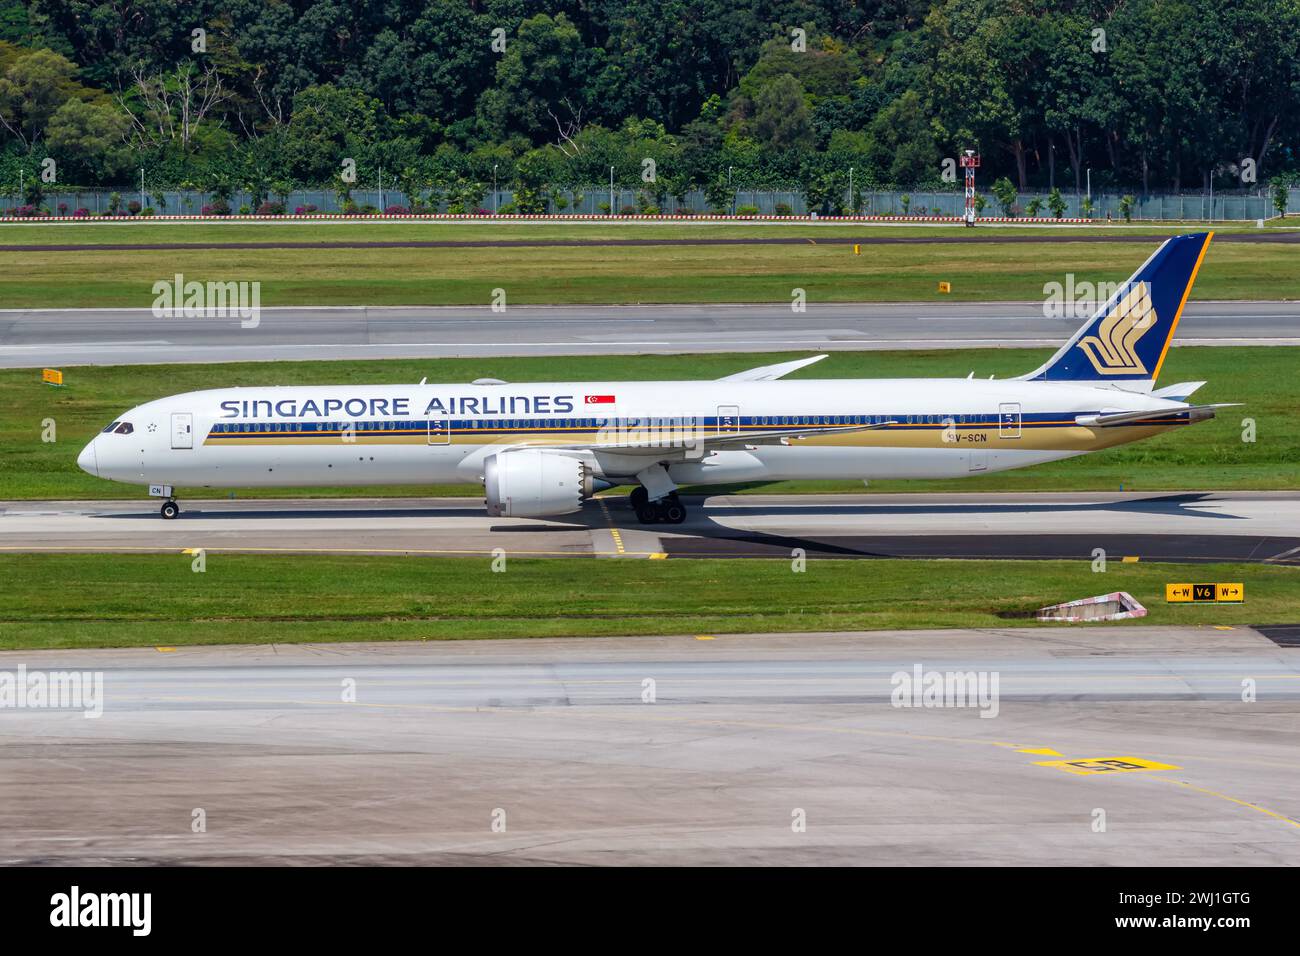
849;166;854;215
728;166;734;215
493;164;498;213
609;166;614;215
1049;142;1055;191
140;168;145;213
1086;167;1091;202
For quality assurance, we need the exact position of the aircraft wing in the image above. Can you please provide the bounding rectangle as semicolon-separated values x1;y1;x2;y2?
716;354;828;382
523;420;899;457
1075;403;1239;427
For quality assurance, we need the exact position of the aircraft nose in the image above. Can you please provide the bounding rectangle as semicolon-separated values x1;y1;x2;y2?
77;438;99;477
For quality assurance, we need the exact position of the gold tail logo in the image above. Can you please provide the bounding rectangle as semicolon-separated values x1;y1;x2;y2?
1077;282;1156;375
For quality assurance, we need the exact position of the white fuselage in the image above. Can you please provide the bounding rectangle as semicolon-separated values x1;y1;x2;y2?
79;378;1194;490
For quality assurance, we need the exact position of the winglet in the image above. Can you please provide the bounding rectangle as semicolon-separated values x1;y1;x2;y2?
717;354;828;382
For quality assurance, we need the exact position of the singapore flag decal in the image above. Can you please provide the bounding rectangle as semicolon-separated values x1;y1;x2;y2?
584;394;615;404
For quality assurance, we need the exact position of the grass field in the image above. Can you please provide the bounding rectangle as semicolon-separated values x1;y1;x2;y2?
1;553;1293;650
1;220;1293;245
0;222;1296;306
2;346;1293;499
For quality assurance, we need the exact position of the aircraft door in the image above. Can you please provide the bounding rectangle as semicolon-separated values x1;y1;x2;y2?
170;412;193;449
427;416;450;445
716;404;741;435
998;403;1022;439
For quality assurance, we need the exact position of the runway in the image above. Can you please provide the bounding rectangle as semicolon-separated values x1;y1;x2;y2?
2;627;1297;865
2;300;1298;368
3;491;1298;563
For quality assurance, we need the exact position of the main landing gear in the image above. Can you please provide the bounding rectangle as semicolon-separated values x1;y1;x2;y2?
630;485;686;525
160;499;180;519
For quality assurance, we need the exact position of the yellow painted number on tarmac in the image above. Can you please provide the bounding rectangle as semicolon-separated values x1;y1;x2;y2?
1034;756;1181;776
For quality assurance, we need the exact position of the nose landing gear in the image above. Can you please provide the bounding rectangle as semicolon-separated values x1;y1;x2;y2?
630;486;686;525
160;499;180;520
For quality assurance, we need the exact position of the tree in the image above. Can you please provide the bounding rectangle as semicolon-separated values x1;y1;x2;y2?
1047;187;1066;219
282;84;380;184
704;173;733;214
0;47;80;146
752;74;813;151
1119;194;1136;222
991;176;1017;216
867;91;938;185
1272;179;1290;218
45;98;130;183
513;150;550;214
116;62;234;153
482;13;591;143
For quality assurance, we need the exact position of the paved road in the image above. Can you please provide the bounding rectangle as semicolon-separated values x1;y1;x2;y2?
2;300;1298;368
3;491;1297;564
2;627;1297;865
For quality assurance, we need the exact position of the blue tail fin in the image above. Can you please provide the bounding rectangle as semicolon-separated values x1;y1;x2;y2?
1021;232;1213;390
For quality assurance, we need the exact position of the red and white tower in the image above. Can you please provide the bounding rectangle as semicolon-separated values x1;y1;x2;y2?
960;150;980;226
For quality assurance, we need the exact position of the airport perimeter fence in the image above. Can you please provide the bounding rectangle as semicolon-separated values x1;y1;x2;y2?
2;186;1294;221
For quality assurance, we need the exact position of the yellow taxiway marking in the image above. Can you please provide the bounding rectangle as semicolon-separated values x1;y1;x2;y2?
694;635;715;641
1122;555;1140;563
1153;778;1300;830
596;497;627;555
154;646;177;653
649;552;668;559
1034;756;1181;775
1017;747;1063;756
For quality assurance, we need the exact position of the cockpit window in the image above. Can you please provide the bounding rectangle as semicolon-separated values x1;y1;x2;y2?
113;422;134;434
101;421;120;433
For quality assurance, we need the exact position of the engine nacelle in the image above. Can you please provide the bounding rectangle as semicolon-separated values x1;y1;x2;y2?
483;450;592;517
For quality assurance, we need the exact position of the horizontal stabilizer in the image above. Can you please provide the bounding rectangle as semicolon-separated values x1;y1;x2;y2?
1075;403;1239;427
717;354;828;382
1150;381;1206;401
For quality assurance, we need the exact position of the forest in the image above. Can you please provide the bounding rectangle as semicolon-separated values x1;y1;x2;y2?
1;0;1297;211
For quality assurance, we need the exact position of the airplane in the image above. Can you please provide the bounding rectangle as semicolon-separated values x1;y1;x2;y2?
78;231;1230;524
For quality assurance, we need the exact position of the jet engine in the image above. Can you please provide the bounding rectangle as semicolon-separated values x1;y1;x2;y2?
483;449;592;517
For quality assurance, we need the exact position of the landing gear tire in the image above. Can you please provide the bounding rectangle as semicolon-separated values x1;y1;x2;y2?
160;500;180;520
634;493;687;525
630;486;648;510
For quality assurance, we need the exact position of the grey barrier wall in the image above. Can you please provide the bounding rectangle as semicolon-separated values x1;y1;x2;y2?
1;186;1294;220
